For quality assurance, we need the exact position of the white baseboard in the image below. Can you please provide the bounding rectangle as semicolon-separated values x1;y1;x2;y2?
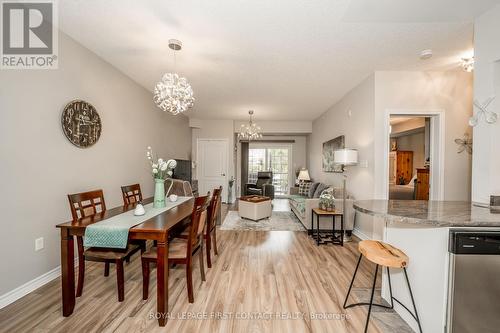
352;227;370;241
0;258;78;310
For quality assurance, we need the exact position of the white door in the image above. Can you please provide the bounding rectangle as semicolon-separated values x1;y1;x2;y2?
197;139;228;202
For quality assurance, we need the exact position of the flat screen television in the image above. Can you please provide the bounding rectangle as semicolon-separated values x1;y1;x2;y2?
172;159;192;182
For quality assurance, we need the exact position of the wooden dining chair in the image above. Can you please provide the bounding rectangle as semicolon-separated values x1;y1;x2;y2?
205;186;222;268
177;187;222;267
141;194;209;303
121;183;143;204
68;189;140;301
120;183;147;254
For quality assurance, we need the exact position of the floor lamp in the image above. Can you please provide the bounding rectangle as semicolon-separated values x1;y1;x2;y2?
334;148;358;242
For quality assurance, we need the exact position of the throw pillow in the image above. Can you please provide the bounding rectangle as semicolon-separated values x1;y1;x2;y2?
313;183;329;198
298;182;311;196
308;182;319;198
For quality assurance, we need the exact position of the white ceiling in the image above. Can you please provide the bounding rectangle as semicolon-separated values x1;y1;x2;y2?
58;0;499;121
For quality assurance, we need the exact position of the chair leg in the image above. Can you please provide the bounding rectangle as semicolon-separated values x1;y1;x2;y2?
76;237;85;297
125;256;130;264
206;234;212;268
212;228;218;255
199;243;206;282
364;264;379;333
343;254;362;309
141;259;150;300
403;268;423;333
104;262;110;277
116;260;124;302
186;262;194;303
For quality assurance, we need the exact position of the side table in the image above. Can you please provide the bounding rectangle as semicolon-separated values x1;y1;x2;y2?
311;208;344;246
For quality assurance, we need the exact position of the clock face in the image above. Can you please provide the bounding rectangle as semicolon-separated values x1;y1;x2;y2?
61;100;102;148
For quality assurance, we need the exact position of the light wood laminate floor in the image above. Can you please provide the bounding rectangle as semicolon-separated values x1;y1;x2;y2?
0;203;411;333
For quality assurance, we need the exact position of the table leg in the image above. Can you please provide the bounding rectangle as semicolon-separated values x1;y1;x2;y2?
316;213;320;246
156;234;169;327
60;228;75;316
341;215;344;247
333;216;335;243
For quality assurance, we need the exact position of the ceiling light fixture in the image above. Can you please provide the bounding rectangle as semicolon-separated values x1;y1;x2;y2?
153;39;195;115
420;49;433;60
238;110;263;141
461;57;474;72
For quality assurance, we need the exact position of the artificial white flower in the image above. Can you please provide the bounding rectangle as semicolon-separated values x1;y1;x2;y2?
158;158;164;165
166;159;177;169
147;146;151;150
160;163;168;171
152;168;158;174
152;163;158;169
167;170;173;176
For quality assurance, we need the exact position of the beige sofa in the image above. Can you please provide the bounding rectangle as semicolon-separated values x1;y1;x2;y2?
288;186;355;235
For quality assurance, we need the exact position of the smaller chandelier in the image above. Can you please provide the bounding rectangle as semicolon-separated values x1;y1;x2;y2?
153;39;195;115
238;110;263;141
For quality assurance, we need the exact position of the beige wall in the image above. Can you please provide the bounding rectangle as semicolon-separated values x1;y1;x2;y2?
472;4;500;203
374;71;473;201
0;32;191;296
309;74;375;198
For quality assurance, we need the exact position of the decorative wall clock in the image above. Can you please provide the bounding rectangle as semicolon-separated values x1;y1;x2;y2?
61;100;102;148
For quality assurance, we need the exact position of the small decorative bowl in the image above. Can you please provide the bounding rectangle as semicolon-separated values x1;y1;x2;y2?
169;194;178;202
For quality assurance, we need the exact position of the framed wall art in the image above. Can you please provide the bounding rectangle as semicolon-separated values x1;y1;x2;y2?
322;135;345;172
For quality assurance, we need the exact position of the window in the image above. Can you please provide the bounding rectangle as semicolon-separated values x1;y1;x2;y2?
248;146;291;195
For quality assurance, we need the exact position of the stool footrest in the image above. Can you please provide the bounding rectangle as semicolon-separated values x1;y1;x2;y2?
344;301;393;310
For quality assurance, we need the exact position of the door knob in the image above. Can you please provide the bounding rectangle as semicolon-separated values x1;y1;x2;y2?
221;173;226;176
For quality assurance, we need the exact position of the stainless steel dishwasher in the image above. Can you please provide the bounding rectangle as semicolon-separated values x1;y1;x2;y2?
447;230;500;333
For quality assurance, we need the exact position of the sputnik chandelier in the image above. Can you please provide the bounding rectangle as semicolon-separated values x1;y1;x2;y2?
153;39;194;115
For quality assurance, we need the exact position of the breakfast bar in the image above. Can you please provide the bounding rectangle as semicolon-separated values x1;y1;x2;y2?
353;200;500;333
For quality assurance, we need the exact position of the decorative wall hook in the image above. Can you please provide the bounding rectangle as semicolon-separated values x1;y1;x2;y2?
454;133;472;154
469;96;497;126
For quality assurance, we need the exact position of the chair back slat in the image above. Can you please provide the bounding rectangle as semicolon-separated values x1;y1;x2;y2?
206;187;222;234
121;183;142;205
68;189;106;220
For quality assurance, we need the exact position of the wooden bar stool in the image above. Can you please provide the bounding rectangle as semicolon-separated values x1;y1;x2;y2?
343;240;423;333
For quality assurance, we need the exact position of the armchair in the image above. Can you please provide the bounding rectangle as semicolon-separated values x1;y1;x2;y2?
245;171;275;199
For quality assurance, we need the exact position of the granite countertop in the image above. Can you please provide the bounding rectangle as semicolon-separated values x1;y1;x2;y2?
354;200;500;227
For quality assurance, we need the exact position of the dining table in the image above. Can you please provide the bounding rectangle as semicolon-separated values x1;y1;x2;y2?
56;196;194;327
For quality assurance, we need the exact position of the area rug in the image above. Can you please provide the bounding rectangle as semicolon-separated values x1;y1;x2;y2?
221;211;306;231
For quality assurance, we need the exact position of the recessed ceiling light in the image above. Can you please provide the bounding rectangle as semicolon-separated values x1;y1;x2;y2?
420;49;433;60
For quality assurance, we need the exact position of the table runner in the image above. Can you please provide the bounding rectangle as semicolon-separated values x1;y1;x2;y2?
84;197;191;249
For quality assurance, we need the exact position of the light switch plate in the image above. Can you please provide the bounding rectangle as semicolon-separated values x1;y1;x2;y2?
35;237;44;251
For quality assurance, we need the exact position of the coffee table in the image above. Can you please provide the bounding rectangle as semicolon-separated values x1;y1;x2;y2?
239;195;272;221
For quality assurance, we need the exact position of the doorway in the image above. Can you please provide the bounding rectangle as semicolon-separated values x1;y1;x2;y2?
196;139;228;202
388;116;430;200
382;110;445;201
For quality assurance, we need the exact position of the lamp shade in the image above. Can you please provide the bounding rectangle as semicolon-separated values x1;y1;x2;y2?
297;169;311;181
334;148;358;166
